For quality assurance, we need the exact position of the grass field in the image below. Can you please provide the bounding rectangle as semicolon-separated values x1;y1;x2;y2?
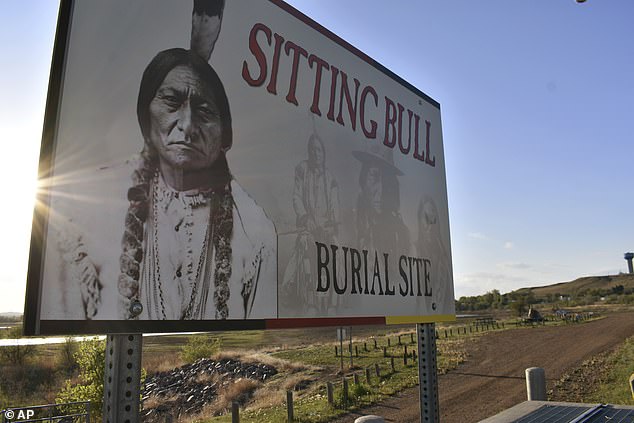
588;335;634;405
193;331;468;423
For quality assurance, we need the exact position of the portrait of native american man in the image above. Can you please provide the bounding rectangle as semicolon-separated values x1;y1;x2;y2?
41;0;277;321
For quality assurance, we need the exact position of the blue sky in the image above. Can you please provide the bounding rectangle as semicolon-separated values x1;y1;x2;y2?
1;0;633;313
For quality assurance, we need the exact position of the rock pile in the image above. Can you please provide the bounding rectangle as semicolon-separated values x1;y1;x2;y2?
142;357;277;422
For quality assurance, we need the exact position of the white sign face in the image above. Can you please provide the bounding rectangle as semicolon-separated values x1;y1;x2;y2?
26;0;454;335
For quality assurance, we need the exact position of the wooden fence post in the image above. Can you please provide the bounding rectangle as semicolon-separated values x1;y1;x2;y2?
231;402;239;423
354;373;360;385
327;382;334;405
287;390;294;421
342;378;349;407
375;363;381;378
366;367;371;385
390;357;395;373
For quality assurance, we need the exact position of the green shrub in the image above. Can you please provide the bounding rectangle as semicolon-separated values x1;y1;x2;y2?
180;334;221;363
56;337;105;422
58;337;77;373
350;383;371;399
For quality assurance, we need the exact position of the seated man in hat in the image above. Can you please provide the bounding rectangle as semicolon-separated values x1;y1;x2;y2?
353;146;410;256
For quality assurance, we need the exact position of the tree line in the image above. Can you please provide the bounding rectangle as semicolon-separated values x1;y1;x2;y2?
455;285;634;315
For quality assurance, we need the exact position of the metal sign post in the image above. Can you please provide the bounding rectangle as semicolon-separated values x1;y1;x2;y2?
349;326;353;368
417;323;439;423
103;334;143;423
337;327;345;371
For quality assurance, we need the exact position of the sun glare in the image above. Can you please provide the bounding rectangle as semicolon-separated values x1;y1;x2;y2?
0;128;42;312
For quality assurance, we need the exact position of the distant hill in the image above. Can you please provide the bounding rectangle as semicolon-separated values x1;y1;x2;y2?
514;273;634;299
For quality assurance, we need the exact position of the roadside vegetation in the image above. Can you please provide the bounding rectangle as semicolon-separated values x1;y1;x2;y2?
456;274;634;314
588;335;634;405
191;332;468;423
1;303;632;421
0;325;69;412
549;334;634;406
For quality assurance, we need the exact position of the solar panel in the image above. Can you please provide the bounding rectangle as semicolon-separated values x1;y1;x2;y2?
481;401;634;423
583;406;634;423
511;404;591;422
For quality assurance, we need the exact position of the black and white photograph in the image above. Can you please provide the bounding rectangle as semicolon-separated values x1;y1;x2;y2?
38;0;278;324
28;0;454;333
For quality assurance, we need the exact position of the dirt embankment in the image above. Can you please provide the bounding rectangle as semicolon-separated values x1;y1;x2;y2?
331;312;634;422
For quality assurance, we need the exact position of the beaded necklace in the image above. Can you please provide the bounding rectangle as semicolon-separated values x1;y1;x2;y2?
149;172;213;320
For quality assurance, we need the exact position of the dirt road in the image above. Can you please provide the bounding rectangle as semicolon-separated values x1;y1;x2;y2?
331;312;634;422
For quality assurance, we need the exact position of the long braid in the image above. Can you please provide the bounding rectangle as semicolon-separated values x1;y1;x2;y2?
211;184;233;319
118;147;157;318
129;48;233;320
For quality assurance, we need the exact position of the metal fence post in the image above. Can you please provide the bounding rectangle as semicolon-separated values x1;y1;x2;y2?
349;327;353;368
342;378;349;408
103;334;143;423
417;323;439;423
339;328;344;371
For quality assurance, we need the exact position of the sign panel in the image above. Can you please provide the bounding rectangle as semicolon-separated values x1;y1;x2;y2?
25;0;454;335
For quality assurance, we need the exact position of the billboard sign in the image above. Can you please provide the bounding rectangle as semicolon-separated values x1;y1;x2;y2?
25;0;454;335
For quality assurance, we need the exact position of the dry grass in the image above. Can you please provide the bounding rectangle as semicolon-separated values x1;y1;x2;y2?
142;393;180;410
183;378;261;422
194;371;223;385
247;381;287;411
212;349;317;374
143;353;184;374
281;374;315;391
243;351;315;373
